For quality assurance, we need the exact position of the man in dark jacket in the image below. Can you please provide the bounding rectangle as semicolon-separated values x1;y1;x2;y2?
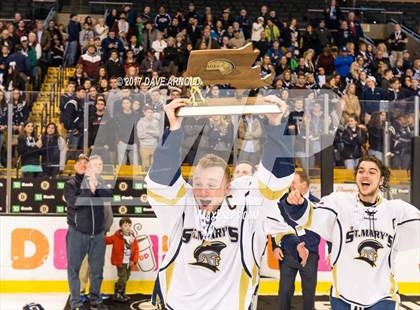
104;49;124;78
62;86;85;159
65;154;112;310
272;171;320;310
361;76;385;123
67;14;81;66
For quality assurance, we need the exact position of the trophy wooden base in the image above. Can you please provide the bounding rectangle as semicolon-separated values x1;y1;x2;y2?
176;96;282;117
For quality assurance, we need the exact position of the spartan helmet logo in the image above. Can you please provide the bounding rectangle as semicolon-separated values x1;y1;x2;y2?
190;241;227;272
355;239;383;267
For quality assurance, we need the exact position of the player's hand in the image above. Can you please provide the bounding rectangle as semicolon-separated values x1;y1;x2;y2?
273;248;284;261
264;95;289;126
297;242;309;267
163;98;188;131
286;190;305;206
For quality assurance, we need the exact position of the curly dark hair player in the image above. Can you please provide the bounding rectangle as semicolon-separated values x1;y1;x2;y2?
282;155;420;309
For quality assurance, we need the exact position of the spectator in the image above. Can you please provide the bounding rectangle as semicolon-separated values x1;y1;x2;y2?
78;44;102;80
67;14;81;66
79;23;95;52
123;49;140;74
237;115;262;165
115;14;129;35
35;20;51;54
50;33;64;67
11;89;29;127
233;160;255;179
0;29;16;53
220;8;234;29
104;49;124;78
367;111;385;161
387;24;408;66
341;115;367;170
207;116;234;162
323;0;344;31
17;121;42;178
140;49;161;76
283;18;300;51
251;17;265;44
94;17;109;41
301;25;318;53
106;8;119;29
161;37;179;76
390;115;412;169
142;21;159;53
137;105;161;171
154;6;171;33
62;87;85;158
264;19;280;44
105;217;139;303
89;97;112;163
347;12;364;45
6;45;31;87
316;47;335;75
273;170;320;310
69;63;87;86
60;81;76;117
15;20;27;40
197;26;219;49
267;40;282;67
236;9;252;40
41;122;66;177
187;17;201;49
64;154;111;310
151;32;167;60
342;83;361;121
334;47;353;78
386;78;405;102
336;20;354;48
114;98;139;165
361;76;384;123
101;30;124;60
23;34;42;90
380;69;394;91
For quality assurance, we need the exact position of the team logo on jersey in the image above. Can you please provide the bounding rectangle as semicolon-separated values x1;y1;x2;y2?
355;239;383;267
190;240;227;272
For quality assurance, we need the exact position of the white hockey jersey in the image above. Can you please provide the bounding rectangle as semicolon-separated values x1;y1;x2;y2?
146;163;295;310
290;192;420;307
144;125;299;310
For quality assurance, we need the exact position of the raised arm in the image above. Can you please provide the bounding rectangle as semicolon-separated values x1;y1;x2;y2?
145;99;189;236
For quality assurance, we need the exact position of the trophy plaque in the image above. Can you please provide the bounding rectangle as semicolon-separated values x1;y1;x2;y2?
177;43;280;117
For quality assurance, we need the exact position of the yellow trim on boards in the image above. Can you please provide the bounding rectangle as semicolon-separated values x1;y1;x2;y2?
1;280;419;295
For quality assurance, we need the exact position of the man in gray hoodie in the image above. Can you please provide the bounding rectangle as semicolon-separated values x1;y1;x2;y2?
137;105;161;171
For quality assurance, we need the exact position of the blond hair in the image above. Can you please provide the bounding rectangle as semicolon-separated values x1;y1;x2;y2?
196;154;231;182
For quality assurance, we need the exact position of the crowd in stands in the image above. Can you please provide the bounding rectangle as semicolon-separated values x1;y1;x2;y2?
0;0;420;175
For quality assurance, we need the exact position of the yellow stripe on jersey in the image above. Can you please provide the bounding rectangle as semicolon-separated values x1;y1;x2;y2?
147;185;187;206
258;180;288;201
239;269;251;310
251;263;258;288
390;273;398;301
165;262;175;297
332;265;340;297
274;231;296;245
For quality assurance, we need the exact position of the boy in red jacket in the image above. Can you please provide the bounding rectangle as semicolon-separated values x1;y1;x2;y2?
105;217;139;302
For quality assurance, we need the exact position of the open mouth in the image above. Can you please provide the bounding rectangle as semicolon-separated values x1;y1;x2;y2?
199;199;212;208
361;181;371;190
